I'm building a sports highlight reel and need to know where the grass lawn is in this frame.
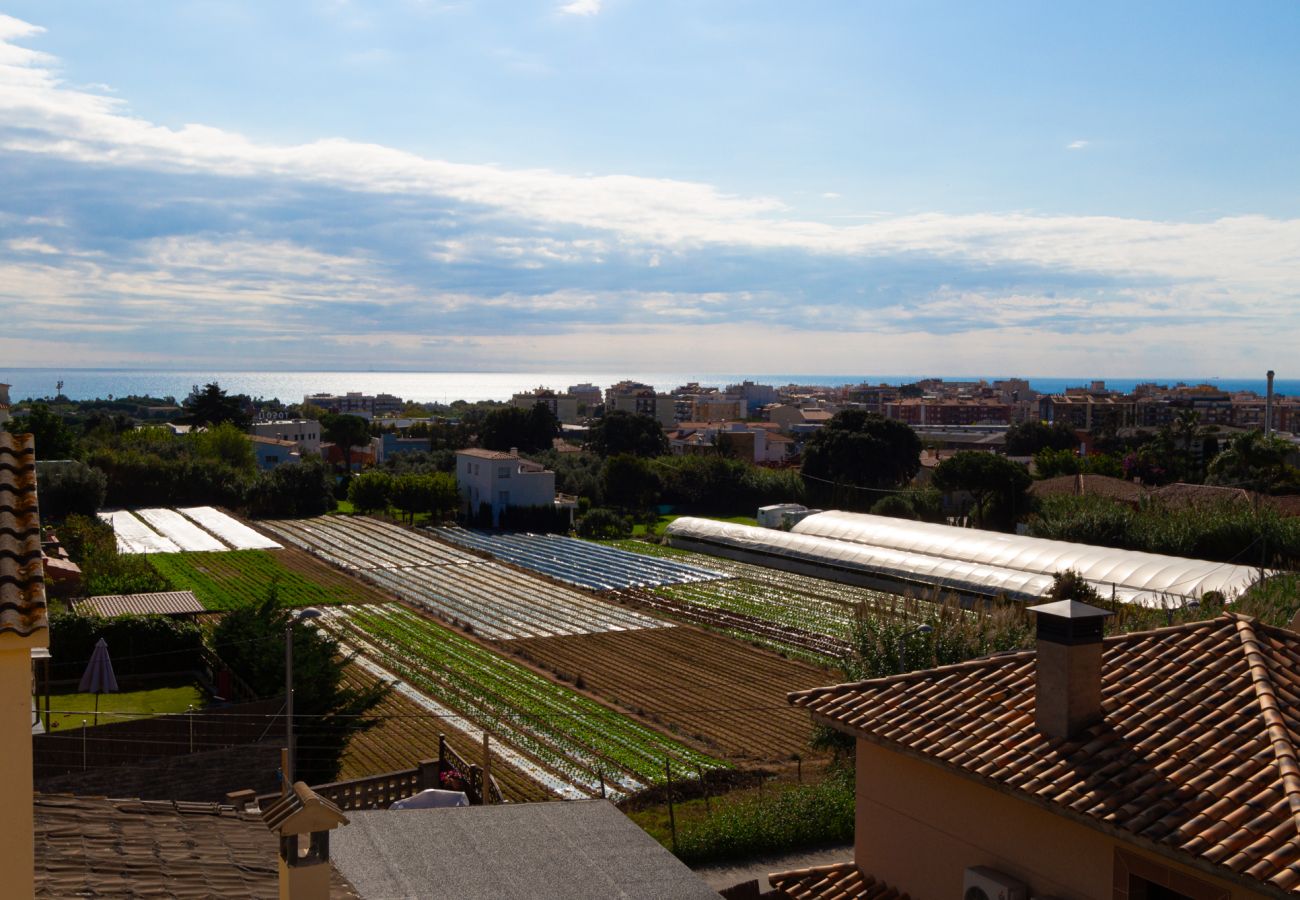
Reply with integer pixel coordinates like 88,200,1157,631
331,499,356,515
45,678,208,731
632,514,759,538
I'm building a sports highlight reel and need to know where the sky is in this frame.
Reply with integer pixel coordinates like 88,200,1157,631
0,1,1298,376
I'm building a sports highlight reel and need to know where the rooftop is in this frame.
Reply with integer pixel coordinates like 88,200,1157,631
74,590,205,617
457,448,519,460
331,800,720,900
767,862,908,900
790,614,1300,893
34,794,359,899
0,432,48,638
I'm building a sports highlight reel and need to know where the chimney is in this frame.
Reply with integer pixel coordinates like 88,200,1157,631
1266,370,1275,438
509,447,518,457
262,782,349,900
1027,599,1113,740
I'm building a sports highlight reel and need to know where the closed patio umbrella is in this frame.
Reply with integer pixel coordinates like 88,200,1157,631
78,638,119,726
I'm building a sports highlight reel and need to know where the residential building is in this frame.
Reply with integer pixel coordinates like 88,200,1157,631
725,380,778,415
883,398,1011,426
668,422,792,464
567,382,604,412
304,392,403,420
510,387,580,424
456,448,558,527
765,404,835,433
249,435,300,470
1041,389,1136,432
778,601,1300,898
251,419,321,455
690,396,744,422
605,381,677,428
377,432,431,462
1136,385,1234,429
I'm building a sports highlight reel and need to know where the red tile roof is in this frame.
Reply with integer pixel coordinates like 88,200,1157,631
1029,473,1147,503
0,432,47,638
34,794,360,898
768,863,909,900
789,614,1300,893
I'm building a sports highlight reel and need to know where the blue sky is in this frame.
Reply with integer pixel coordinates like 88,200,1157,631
1,2,1297,375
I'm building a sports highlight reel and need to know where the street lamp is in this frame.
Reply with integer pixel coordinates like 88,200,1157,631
285,607,322,788
898,624,933,674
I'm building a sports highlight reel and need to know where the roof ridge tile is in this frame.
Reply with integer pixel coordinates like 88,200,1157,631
1234,617,1300,844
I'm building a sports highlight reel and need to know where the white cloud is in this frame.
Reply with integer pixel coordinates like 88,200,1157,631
558,0,602,16
1067,140,1089,150
821,192,841,199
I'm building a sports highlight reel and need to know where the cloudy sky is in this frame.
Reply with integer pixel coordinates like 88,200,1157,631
1,2,1297,376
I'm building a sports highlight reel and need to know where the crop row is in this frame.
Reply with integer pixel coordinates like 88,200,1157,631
260,515,477,569
362,562,667,640
435,527,726,591
321,603,725,799
146,549,385,609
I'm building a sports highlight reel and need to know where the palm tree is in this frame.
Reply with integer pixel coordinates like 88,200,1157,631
1206,430,1290,494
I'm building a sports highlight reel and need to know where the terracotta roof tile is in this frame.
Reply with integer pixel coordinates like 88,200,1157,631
788,614,1300,892
768,862,909,900
34,794,360,898
0,432,47,638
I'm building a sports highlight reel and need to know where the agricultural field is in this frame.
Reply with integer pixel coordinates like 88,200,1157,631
602,539,933,664
337,663,554,803
500,627,833,765
265,516,667,638
319,603,725,800
99,507,282,554
434,527,726,590
146,547,391,609
259,516,476,569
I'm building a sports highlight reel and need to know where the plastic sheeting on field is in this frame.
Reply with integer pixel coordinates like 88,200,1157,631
178,506,282,550
664,517,1157,605
98,510,181,555
135,508,227,552
791,510,1261,600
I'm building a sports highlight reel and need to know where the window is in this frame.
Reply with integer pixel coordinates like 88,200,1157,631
1114,849,1225,900
498,466,510,479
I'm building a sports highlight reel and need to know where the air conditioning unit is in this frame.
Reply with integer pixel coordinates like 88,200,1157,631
963,867,1028,900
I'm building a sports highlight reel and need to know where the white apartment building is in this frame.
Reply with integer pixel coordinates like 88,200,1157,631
250,419,321,455
510,388,581,424
456,448,558,527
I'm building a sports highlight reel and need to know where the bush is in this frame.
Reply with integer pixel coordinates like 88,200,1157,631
347,471,394,514
59,514,173,596
35,460,107,521
246,458,337,518
575,508,632,539
870,494,916,520
673,769,856,865
653,455,804,514
499,504,571,533
48,610,204,680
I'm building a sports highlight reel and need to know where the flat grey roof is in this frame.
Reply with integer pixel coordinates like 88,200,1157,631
331,800,720,900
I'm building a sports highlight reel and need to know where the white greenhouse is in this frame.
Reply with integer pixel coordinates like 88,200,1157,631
664,514,1263,607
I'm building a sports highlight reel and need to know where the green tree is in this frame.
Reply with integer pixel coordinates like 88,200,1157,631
210,589,389,785
932,451,1032,529
602,454,661,512
246,458,337,518
192,422,257,473
1207,430,1296,494
322,413,373,473
6,403,79,459
478,403,559,454
584,411,669,458
800,410,921,510
35,460,107,521
348,471,394,514
182,383,252,429
1004,420,1078,456
389,472,459,523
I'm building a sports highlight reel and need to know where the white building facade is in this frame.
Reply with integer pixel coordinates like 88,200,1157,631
456,449,558,527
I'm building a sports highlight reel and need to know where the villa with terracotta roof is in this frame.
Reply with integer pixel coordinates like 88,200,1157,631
775,600,1300,899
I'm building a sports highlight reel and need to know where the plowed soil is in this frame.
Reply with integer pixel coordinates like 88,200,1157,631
496,627,834,766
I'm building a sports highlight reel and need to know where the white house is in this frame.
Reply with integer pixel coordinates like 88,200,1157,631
456,448,559,527
250,419,321,455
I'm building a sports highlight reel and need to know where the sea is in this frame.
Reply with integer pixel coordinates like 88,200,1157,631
2,369,1295,405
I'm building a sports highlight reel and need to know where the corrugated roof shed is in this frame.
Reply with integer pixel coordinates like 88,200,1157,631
0,432,48,638
789,614,1300,894
75,590,206,617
